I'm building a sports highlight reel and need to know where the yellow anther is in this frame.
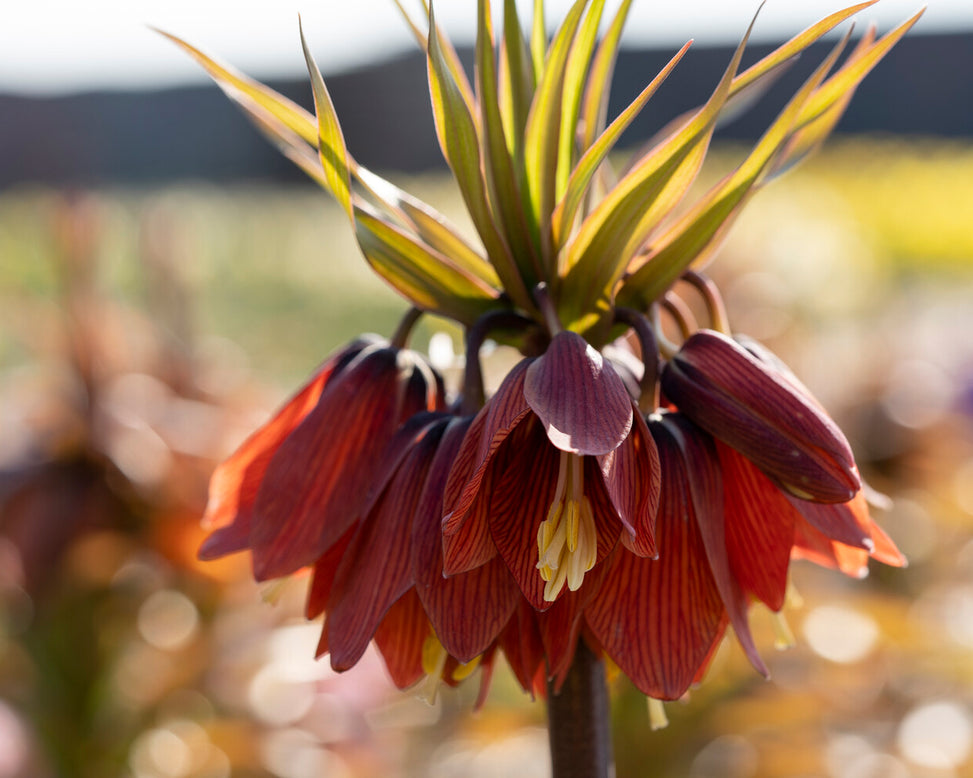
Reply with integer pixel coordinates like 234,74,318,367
420,633,448,704
419,632,483,699
451,655,482,682
537,452,599,601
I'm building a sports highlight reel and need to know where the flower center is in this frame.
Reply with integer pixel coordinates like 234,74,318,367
536,451,598,602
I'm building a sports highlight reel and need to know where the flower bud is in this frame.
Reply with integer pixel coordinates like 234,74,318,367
661,330,860,503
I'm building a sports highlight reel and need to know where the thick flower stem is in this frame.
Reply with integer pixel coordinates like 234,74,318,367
547,640,614,778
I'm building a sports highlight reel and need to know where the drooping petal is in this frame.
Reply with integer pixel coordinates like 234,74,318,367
487,419,561,611
488,418,620,610
585,492,727,701
442,462,500,574
718,440,796,612
441,409,488,535
373,589,429,689
413,418,519,662
305,525,355,619
251,345,439,580
792,520,869,579
539,560,612,691
442,359,533,535
792,493,906,577
661,329,860,503
499,601,546,698
786,490,874,551
867,520,907,568
523,331,633,455
199,337,374,560
326,421,446,672
598,407,660,557
440,403,501,575
654,414,767,676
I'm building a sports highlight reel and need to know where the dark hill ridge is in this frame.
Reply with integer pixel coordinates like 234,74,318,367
1,31,970,188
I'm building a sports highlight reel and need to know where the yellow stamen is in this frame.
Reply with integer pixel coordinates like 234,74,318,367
259,577,293,605
420,634,448,704
785,579,804,609
772,610,796,651
536,451,599,601
648,697,669,730
419,632,483,700
451,655,482,682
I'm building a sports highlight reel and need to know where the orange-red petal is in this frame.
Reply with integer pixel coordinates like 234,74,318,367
251,345,437,580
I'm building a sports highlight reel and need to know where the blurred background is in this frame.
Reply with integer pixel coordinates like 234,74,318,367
2,2,973,777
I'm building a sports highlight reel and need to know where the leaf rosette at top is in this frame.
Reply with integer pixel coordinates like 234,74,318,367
161,0,924,346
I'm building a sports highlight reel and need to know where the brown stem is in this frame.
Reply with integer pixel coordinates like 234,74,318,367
390,307,423,349
615,307,660,413
682,270,730,334
547,640,613,778
460,310,535,415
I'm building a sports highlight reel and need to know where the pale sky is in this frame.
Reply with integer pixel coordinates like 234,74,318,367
0,0,958,95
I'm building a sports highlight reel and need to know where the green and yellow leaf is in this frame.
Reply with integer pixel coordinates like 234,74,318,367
552,40,692,248
354,206,501,325
523,0,589,268
299,20,353,222
477,0,542,286
426,2,531,311
557,12,757,335
618,27,854,310
579,0,634,152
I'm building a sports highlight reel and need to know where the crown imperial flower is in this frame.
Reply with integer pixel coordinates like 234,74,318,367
175,0,920,741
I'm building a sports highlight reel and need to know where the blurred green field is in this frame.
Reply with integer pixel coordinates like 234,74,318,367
1,138,973,778
2,138,972,381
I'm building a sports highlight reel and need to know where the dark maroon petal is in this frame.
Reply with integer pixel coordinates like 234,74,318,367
412,418,519,662
373,589,429,689
652,415,768,677
305,525,355,619
538,560,611,691
524,331,633,456
661,329,860,503
326,422,445,673
251,345,437,580
441,417,500,575
442,360,533,535
199,337,374,561
487,420,560,611
499,602,546,698
598,407,660,557
717,440,796,612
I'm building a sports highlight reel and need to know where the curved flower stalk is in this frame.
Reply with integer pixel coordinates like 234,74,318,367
177,0,920,750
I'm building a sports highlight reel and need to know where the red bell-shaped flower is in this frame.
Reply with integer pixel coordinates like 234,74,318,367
199,336,445,580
